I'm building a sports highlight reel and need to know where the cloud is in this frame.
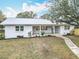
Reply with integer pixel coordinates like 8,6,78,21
3,7,19,17
22,2,48,13
3,2,49,17
35,3,41,6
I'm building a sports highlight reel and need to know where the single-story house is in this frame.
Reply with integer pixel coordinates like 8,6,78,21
1,18,74,38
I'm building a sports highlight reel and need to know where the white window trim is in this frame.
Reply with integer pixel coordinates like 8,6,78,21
15,26,24,31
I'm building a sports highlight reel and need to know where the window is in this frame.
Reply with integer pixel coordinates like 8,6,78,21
20,26,24,31
41,26,47,30
15,26,24,31
65,26,70,30
16,26,19,31
33,26,39,30
55,26,60,33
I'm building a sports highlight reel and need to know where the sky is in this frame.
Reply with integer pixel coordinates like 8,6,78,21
0,0,49,17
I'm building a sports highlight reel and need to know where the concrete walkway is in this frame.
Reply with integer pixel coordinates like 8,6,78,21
53,35,79,58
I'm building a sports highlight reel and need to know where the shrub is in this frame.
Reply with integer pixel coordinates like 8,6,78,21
41,32,45,36
0,34,5,40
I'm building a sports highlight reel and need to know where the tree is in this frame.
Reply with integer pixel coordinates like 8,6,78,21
0,10,6,22
40,14,51,20
0,10,6,32
49,0,79,26
16,11,36,18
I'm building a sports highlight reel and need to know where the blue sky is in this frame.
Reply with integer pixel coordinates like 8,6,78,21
0,0,48,17
0,0,47,10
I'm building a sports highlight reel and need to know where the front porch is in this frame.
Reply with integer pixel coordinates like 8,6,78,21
29,25,61,37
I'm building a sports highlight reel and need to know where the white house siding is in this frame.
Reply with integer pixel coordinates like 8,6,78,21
32,26,52,35
43,26,52,34
4,25,74,38
69,25,74,32
23,26,32,37
64,25,74,34
60,26,65,35
55,26,61,34
5,26,16,38
60,26,70,35
60,25,74,35
14,26,32,38
5,25,32,38
54,26,66,35
52,26,70,35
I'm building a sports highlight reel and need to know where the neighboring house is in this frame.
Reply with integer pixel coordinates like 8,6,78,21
1,18,74,38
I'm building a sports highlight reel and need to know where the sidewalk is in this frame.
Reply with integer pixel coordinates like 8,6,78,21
53,35,79,58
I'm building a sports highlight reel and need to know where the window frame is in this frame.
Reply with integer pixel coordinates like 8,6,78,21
15,26,19,31
15,26,24,31
41,26,47,30
20,26,24,31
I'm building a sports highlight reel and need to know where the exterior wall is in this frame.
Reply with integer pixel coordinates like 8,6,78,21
69,25,74,31
33,25,74,35
54,26,67,35
33,26,52,35
60,26,65,35
23,26,32,37
64,25,74,34
4,25,74,38
5,26,16,38
43,26,52,34
55,26,60,34
5,25,32,38
60,25,74,35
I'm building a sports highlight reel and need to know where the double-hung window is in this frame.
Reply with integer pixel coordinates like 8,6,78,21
16,26,19,31
15,26,24,31
20,26,24,31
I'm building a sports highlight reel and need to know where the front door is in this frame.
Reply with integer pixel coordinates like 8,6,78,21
55,26,60,34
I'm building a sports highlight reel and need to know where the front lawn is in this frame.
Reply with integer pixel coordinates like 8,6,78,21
66,35,79,47
0,37,78,59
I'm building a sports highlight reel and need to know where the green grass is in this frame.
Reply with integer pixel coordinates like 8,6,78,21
66,35,79,47
0,37,78,59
